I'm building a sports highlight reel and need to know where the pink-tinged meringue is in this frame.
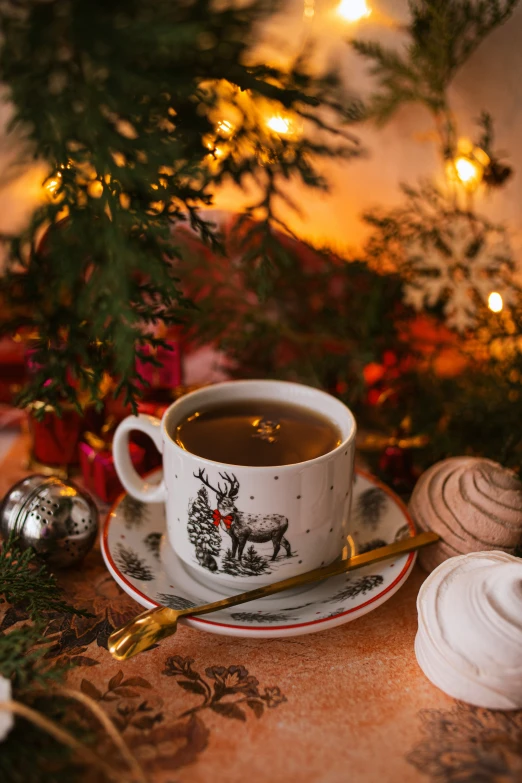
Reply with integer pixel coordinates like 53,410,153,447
409,457,522,572
415,551,522,709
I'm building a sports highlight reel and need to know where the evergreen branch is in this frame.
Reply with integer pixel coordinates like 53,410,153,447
0,624,63,692
353,0,520,124
0,533,91,620
0,0,361,413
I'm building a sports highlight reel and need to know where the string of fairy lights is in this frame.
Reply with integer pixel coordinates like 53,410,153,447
42,0,506,315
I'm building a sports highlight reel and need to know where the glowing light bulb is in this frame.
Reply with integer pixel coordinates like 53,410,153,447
266,115,293,135
454,156,481,186
488,292,503,313
45,171,62,197
216,119,234,137
266,115,291,134
446,141,489,190
336,0,371,22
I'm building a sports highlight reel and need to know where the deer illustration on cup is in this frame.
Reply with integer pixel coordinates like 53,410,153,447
194,468,293,562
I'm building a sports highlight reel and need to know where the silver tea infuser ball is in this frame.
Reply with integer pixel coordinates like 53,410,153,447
0,474,98,568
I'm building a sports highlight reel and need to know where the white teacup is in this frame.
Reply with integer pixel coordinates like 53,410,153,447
113,380,356,590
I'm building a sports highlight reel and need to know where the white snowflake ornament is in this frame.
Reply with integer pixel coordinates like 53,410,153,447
0,676,14,742
403,215,516,333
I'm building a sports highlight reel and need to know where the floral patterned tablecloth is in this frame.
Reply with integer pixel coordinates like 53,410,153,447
1,434,521,783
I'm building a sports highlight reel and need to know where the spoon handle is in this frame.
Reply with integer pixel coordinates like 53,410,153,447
182,531,438,616
109,531,438,660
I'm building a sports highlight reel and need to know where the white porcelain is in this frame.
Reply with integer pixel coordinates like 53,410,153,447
113,380,356,591
101,469,416,639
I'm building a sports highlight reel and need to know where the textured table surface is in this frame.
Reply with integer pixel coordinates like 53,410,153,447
1,434,521,783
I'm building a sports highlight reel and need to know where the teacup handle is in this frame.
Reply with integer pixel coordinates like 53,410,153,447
113,415,167,503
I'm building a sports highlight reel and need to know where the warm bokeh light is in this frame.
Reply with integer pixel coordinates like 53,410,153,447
87,180,103,198
488,292,503,313
44,171,62,197
336,0,371,22
266,115,292,135
446,141,490,190
454,156,482,186
216,119,234,137
266,110,302,141
303,0,315,18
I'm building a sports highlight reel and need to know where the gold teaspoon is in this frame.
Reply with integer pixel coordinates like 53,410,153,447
109,531,439,661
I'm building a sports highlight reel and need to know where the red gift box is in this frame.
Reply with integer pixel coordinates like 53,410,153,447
136,338,183,393
79,438,145,504
28,402,102,470
0,336,27,404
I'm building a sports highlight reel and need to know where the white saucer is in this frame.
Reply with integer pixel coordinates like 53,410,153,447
101,469,416,639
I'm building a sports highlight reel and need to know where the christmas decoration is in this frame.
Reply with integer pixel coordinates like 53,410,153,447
178,211,522,475
0,337,26,405
359,418,428,493
79,430,146,505
337,0,371,23
409,457,522,573
445,139,490,191
27,402,96,477
378,446,416,495
403,215,516,333
416,551,522,709
0,476,98,568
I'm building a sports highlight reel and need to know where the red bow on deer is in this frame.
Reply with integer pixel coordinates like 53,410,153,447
212,509,233,529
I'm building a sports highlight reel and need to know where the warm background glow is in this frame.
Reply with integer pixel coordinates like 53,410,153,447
336,0,372,22
1,0,522,266
214,0,522,259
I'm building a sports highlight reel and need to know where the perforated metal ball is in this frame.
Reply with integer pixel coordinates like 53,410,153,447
0,475,98,568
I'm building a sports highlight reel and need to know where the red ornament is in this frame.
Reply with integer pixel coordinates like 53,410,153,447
378,444,417,493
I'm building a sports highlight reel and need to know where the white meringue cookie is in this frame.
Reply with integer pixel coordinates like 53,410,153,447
415,551,522,709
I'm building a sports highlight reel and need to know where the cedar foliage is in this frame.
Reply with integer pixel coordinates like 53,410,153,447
0,533,90,620
352,0,519,132
0,0,360,413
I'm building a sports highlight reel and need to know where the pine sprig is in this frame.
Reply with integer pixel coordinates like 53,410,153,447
0,623,64,691
0,534,91,620
352,0,519,126
0,0,361,413
0,634,89,783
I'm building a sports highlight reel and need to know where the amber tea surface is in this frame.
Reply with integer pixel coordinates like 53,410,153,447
172,399,342,466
